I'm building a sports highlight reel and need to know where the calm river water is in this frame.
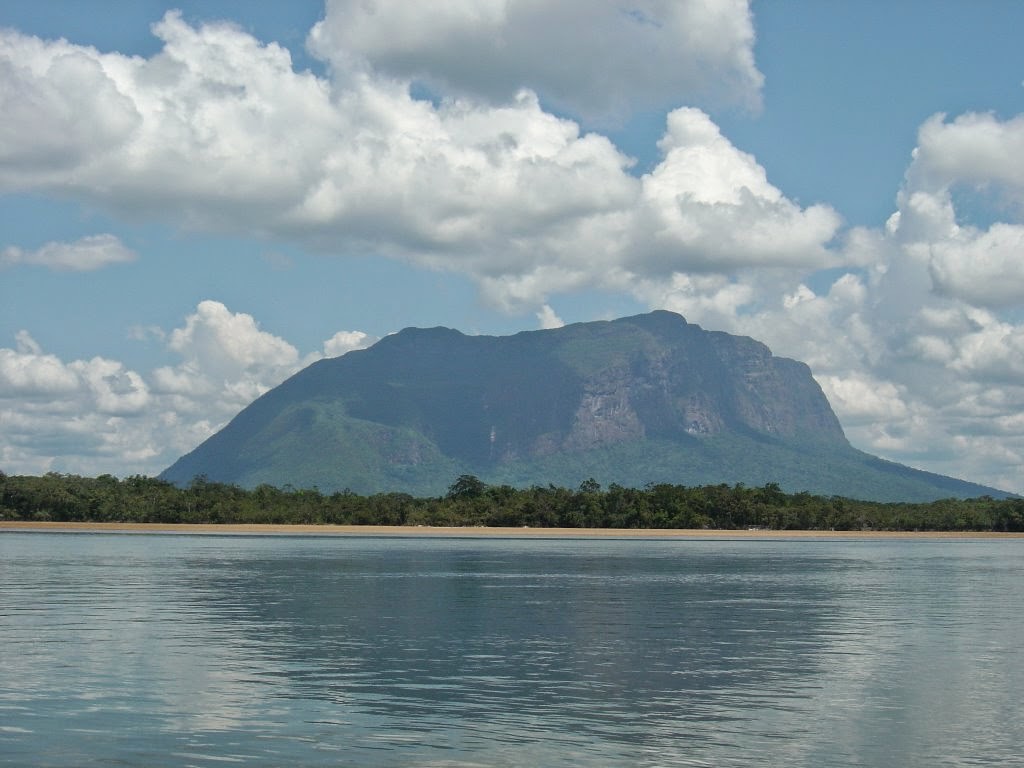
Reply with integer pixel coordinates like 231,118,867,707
1,532,1022,767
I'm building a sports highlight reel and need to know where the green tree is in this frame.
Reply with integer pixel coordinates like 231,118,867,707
446,474,486,499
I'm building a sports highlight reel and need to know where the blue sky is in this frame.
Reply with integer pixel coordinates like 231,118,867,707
1,0,1023,492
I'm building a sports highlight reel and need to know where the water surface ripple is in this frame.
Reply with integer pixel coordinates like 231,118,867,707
1,533,1021,766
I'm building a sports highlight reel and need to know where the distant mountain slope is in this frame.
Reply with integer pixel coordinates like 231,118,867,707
161,311,1008,502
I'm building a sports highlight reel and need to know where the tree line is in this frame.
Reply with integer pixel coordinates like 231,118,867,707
2,471,1023,532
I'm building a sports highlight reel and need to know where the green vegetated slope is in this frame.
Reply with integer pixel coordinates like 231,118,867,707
482,436,1002,504
161,311,1009,502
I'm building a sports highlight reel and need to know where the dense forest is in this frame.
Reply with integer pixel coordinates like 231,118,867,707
2,471,1022,532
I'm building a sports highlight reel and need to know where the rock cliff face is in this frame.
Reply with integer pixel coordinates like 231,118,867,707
298,310,847,466
550,320,846,452
160,311,999,502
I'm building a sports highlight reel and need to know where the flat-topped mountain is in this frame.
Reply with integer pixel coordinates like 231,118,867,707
161,311,1005,501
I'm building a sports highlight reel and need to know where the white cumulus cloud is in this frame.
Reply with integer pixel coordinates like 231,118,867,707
910,111,1024,192
0,301,372,478
323,330,373,357
0,12,826,314
0,333,79,395
535,305,565,329
307,0,763,120
635,108,841,273
928,223,1024,307
167,300,299,380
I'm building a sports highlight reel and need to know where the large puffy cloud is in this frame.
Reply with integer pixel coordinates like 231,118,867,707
948,313,1024,382
0,12,339,221
891,112,1024,308
1,234,136,271
307,0,762,120
0,331,148,413
0,36,139,183
0,302,370,477
928,224,1024,307
323,330,373,358
0,332,79,395
164,300,299,385
635,108,841,273
0,333,155,474
0,12,829,312
909,112,1024,193
854,111,1024,491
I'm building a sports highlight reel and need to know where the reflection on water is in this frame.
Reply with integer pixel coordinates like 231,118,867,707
1,533,1022,767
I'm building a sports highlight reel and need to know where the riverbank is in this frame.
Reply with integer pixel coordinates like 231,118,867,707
2,521,1022,538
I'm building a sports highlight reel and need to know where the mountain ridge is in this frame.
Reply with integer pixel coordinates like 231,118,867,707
161,311,1008,502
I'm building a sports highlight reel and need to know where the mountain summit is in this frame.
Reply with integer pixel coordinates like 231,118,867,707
161,311,1003,501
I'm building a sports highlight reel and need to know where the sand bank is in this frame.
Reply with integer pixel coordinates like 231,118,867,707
1,520,1022,539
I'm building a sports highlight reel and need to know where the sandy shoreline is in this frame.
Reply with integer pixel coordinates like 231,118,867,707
1,520,1021,539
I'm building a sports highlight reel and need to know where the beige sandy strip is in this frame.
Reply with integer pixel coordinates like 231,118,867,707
1,520,1022,539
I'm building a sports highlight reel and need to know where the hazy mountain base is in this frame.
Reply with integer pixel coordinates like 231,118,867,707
486,436,1001,504
165,398,1001,503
